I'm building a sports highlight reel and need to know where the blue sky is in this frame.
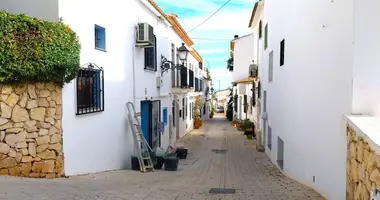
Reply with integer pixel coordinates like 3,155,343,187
155,0,256,91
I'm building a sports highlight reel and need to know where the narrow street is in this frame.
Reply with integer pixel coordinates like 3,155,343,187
0,115,324,200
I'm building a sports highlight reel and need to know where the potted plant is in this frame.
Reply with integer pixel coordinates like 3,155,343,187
164,152,180,171
193,96,204,129
243,119,255,139
176,147,188,159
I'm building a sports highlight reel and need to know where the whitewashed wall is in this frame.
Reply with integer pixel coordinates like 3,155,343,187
352,0,380,118
261,0,353,199
58,0,174,175
232,34,255,82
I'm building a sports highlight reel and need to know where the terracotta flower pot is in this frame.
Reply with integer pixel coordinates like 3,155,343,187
194,120,202,129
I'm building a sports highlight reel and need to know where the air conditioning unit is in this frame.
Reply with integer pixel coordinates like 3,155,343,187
156,77,163,88
136,23,154,47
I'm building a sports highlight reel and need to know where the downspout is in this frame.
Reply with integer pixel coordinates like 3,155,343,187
132,41,136,106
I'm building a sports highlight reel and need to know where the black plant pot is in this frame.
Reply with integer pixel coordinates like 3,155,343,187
154,156,164,169
176,148,188,159
164,156,179,171
131,156,140,171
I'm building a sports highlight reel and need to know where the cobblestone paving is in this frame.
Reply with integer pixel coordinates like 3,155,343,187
0,115,325,200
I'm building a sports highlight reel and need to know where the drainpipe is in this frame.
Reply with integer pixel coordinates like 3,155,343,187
132,42,136,106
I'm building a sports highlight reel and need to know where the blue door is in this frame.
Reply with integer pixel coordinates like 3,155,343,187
141,101,150,143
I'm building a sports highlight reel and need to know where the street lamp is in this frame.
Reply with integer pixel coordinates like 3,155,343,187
160,43,189,76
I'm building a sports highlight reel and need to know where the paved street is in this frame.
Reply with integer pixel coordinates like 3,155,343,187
0,115,324,200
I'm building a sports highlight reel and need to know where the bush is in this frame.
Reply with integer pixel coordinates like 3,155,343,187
0,11,80,86
210,110,214,119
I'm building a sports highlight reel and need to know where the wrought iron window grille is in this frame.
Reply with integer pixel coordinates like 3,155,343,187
76,62,105,115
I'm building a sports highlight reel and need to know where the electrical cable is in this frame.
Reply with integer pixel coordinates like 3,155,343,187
187,0,232,33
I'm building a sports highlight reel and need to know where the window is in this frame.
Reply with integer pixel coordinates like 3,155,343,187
251,81,256,107
244,95,248,113
176,48,180,86
264,24,268,50
163,108,168,125
259,21,262,39
185,98,187,119
76,64,104,115
190,103,192,119
144,35,157,71
258,81,261,99
182,98,185,120
268,126,272,150
280,39,285,66
172,101,176,127
95,25,106,51
269,51,273,83
171,43,176,87
234,94,238,112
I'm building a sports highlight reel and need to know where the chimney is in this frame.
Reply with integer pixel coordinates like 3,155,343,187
234,35,239,39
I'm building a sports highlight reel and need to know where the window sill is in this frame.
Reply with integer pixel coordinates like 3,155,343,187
144,68,157,72
95,47,107,52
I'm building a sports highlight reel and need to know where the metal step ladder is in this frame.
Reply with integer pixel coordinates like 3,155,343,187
126,102,154,172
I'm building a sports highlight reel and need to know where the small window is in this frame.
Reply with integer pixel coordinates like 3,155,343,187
182,98,185,120
172,101,176,127
163,108,168,125
269,51,273,83
264,23,268,50
95,25,106,51
259,21,262,39
190,103,192,119
144,35,157,71
251,81,256,107
280,39,285,66
76,64,104,115
258,81,261,99
244,95,248,113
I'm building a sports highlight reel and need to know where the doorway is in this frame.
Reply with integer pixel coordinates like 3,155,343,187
140,100,161,150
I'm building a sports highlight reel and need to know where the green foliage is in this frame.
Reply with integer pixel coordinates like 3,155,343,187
205,67,211,80
0,11,80,86
209,100,215,119
243,119,253,130
227,57,233,71
192,96,204,121
226,88,233,121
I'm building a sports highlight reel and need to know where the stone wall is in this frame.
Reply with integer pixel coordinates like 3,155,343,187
346,126,380,200
0,83,63,178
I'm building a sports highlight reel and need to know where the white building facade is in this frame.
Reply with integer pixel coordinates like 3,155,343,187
2,0,209,177
246,0,380,199
230,34,259,126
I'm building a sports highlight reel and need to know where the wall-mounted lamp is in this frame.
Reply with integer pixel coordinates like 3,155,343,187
160,43,189,76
